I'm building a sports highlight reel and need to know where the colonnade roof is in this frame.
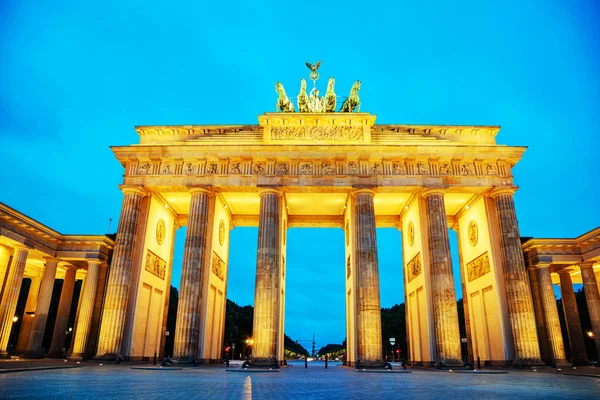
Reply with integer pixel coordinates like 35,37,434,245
0,202,115,277
522,226,600,284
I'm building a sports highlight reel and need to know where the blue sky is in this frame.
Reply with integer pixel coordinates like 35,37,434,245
1,1,599,350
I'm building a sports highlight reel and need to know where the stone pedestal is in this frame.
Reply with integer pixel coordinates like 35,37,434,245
558,271,588,365
580,263,600,358
423,190,462,366
537,265,567,365
95,186,145,359
47,267,77,358
24,258,59,358
491,188,543,365
15,277,41,353
69,261,101,360
0,247,29,358
250,189,282,367
173,188,212,363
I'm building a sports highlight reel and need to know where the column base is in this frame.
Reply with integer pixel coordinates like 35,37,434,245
355,360,391,370
46,350,68,359
0,351,12,359
67,353,84,361
93,353,125,362
511,358,546,368
243,357,279,369
22,351,45,359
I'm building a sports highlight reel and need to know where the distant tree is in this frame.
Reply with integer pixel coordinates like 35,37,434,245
163,286,179,357
380,303,407,361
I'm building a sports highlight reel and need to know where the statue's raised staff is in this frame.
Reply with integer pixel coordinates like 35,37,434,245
339,80,361,113
275,81,295,113
325,77,336,112
297,79,309,112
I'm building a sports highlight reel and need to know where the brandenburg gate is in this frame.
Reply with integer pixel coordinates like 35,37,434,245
90,72,545,368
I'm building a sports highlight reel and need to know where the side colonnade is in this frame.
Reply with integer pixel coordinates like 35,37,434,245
0,204,112,361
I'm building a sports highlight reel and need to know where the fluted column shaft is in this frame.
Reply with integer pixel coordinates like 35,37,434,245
173,188,212,362
15,277,41,352
24,258,59,358
48,267,77,357
558,271,588,364
353,190,383,364
424,191,461,365
0,247,29,357
69,261,101,359
580,263,600,358
528,267,552,364
537,266,567,363
95,187,145,358
492,189,542,363
252,190,281,361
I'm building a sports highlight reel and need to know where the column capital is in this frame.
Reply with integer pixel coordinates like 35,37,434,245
489,186,518,198
533,262,552,269
86,259,107,267
188,186,214,196
43,256,61,264
11,242,32,251
557,268,573,276
421,188,446,197
118,185,146,196
578,261,596,269
258,188,283,197
350,188,376,197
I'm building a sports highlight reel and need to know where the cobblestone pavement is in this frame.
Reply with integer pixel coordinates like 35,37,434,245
0,362,599,399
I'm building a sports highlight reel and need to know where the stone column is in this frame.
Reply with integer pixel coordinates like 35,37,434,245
251,189,282,366
423,189,462,366
353,189,384,366
47,267,77,357
580,262,600,358
69,261,101,360
173,188,213,362
490,188,542,364
15,276,41,353
23,258,60,358
95,186,145,359
558,270,588,365
0,246,29,358
537,265,567,364
528,266,552,365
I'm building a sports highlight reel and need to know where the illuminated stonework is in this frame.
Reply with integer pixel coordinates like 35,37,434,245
466,252,489,282
85,109,549,367
145,250,166,280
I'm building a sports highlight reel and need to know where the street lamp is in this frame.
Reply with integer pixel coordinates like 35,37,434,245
389,338,396,362
587,331,595,338
245,338,254,359
12,316,18,323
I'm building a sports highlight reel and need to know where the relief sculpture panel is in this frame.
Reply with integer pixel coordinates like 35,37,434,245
407,252,421,283
467,252,490,282
145,250,166,280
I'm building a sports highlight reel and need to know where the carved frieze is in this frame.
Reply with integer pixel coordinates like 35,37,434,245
407,252,421,283
416,162,430,175
131,157,509,178
300,163,313,174
270,126,364,141
461,163,475,175
347,162,359,174
211,251,225,281
145,250,166,280
392,162,406,175
252,162,265,174
276,162,288,175
467,252,490,282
